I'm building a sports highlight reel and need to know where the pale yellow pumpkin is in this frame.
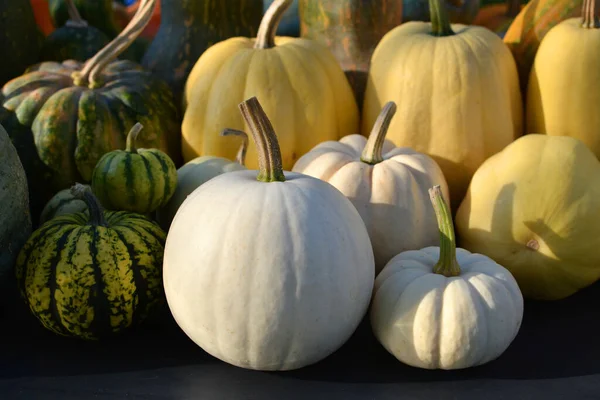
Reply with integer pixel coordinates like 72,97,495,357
362,0,522,210
182,0,359,170
526,0,600,158
455,134,600,300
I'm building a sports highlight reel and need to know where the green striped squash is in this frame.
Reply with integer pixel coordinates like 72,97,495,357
16,184,165,340
91,123,177,214
39,185,90,224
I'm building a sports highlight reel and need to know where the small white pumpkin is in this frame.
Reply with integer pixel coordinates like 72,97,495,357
157,129,248,231
292,102,449,273
163,97,375,371
370,186,523,370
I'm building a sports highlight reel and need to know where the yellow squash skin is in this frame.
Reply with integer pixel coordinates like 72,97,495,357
362,18,522,210
526,17,600,158
455,135,600,300
182,0,358,170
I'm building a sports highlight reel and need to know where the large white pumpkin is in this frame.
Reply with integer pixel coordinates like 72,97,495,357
293,102,449,273
163,97,375,371
370,186,523,370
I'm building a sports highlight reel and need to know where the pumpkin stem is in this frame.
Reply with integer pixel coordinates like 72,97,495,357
506,0,522,18
64,0,88,28
429,185,461,277
582,0,599,28
70,183,108,227
255,0,293,49
238,97,286,183
221,129,249,166
125,123,144,154
71,0,155,88
429,0,455,37
361,102,397,165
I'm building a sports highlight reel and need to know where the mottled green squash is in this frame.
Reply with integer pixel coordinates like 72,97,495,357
92,123,178,214
1,0,180,212
0,123,32,283
16,184,166,340
142,0,263,104
39,185,90,224
0,0,43,86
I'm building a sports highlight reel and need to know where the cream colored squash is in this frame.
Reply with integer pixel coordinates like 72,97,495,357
361,0,522,210
181,0,359,170
371,186,523,370
293,102,449,273
157,129,248,231
163,97,375,371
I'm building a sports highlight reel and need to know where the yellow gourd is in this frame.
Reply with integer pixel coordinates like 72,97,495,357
526,0,600,158
455,134,600,300
182,0,359,170
362,0,522,210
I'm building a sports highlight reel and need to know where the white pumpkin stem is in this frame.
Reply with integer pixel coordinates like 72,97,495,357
361,102,397,165
255,0,293,49
221,128,249,166
125,123,144,154
70,183,108,227
65,0,88,28
429,185,460,277
71,0,155,88
429,0,455,36
582,0,599,28
238,97,286,183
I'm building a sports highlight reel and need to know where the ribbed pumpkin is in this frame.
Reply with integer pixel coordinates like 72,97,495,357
40,0,111,62
157,129,248,231
183,0,359,171
91,123,178,214
472,0,523,37
526,0,600,158
0,123,32,283
16,184,166,339
39,185,90,225
1,0,180,207
362,0,522,210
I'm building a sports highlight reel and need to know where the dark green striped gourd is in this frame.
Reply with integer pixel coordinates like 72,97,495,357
92,123,177,214
39,185,90,224
16,184,165,340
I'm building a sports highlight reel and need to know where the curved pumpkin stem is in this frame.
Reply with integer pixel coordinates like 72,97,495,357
255,0,293,49
430,185,461,277
361,102,397,165
429,0,455,36
125,123,144,154
65,0,88,28
221,128,249,166
70,183,108,227
72,0,155,88
582,0,599,28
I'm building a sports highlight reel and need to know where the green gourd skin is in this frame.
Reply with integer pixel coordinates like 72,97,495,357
142,0,263,104
91,123,178,214
40,24,111,62
39,185,90,224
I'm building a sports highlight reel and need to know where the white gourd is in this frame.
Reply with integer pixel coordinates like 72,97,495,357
293,102,449,273
163,97,375,371
370,186,524,370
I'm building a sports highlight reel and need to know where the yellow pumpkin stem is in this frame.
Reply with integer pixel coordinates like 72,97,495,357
221,128,249,166
582,0,599,28
255,0,293,49
361,102,397,165
429,185,461,277
429,0,455,36
65,0,88,28
125,123,144,154
238,97,286,183
71,0,155,88
70,183,108,227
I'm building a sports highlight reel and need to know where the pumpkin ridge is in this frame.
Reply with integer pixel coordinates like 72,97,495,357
146,151,171,207
98,152,119,210
89,226,112,338
46,226,76,336
139,153,157,212
105,228,136,333
123,153,137,208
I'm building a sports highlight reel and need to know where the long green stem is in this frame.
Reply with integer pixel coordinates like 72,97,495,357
361,102,397,165
221,128,249,166
429,185,460,277
255,0,293,49
70,183,108,227
238,97,286,183
582,0,599,28
429,0,455,37
125,123,144,154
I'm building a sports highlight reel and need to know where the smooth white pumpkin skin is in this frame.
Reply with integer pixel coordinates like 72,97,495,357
371,247,523,370
163,170,375,371
292,134,450,273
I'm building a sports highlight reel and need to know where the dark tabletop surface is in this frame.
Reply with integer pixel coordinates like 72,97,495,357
1,273,599,400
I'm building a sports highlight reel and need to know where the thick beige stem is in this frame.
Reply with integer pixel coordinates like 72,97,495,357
255,0,293,49
361,102,397,165
582,0,599,28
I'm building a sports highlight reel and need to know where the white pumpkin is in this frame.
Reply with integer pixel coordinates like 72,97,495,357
370,186,523,370
157,129,248,231
163,97,375,371
292,102,449,273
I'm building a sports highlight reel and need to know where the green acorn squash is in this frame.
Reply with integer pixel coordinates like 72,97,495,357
16,184,166,339
39,185,90,224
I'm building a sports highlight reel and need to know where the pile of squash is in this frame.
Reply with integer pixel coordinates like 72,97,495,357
1,0,599,374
